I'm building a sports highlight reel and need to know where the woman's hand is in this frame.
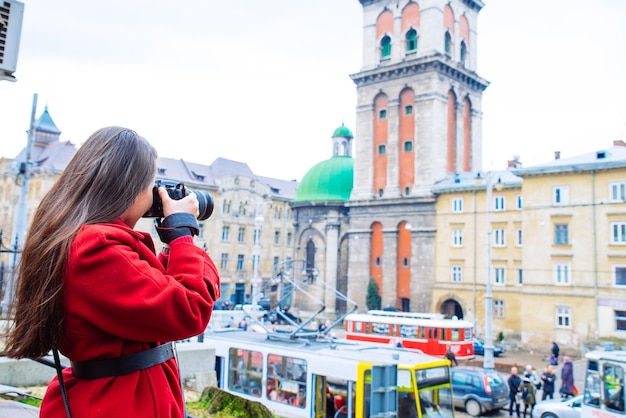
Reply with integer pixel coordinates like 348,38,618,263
158,187,199,219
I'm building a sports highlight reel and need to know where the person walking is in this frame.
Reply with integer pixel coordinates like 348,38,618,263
541,365,557,400
508,366,522,418
520,376,537,418
561,356,576,398
552,342,560,365
445,347,459,366
2,127,221,417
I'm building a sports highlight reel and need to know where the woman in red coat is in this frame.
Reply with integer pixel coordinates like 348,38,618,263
3,127,220,417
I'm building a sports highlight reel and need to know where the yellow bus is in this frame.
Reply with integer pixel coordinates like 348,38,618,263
206,329,455,418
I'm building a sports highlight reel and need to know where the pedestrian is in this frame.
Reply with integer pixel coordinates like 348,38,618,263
561,356,576,398
2,127,221,417
524,364,541,391
508,366,522,418
445,347,459,366
541,364,557,400
520,376,537,418
552,341,560,365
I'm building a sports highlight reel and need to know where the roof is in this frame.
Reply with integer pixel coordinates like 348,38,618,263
34,108,61,135
431,170,522,195
514,144,626,176
332,124,353,139
294,156,353,202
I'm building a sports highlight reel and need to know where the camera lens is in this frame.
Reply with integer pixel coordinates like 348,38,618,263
195,190,214,221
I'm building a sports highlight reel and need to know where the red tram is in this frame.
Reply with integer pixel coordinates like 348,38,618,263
343,310,475,360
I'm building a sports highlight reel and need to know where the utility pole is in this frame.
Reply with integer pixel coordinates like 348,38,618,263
1,93,37,316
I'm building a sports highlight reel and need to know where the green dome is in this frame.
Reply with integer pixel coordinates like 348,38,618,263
295,156,354,202
332,124,353,139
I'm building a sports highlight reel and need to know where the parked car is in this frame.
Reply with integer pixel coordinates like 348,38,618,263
440,366,510,416
233,304,266,320
532,395,583,418
473,337,506,357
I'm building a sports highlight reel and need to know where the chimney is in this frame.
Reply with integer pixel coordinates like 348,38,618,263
614,140,626,147
554,151,561,160
507,155,522,169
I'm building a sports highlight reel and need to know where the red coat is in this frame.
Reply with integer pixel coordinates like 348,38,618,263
40,219,220,417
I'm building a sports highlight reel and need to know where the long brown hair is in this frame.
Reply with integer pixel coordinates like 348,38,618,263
3,127,157,358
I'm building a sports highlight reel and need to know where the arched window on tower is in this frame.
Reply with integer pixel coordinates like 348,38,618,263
444,31,452,57
406,28,417,52
460,41,467,66
306,240,315,274
381,35,391,59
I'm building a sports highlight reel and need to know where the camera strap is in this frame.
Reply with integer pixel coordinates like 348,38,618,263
53,348,72,418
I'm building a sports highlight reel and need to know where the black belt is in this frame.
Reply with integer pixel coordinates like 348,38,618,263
70,342,175,379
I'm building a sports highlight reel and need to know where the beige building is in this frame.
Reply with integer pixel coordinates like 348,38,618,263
0,109,297,313
432,143,626,350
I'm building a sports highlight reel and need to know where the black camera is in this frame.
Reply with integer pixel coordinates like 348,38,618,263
143,180,214,221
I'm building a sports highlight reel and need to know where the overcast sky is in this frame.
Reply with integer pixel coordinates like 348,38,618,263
0,0,624,181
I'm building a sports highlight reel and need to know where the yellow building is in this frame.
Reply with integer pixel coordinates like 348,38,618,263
432,165,523,342
515,141,626,349
433,142,626,351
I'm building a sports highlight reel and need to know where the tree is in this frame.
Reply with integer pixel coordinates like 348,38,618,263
366,279,382,311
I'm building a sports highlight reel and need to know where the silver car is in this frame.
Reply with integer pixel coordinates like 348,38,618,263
532,395,583,418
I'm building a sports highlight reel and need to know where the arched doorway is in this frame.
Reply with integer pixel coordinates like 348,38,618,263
440,299,464,319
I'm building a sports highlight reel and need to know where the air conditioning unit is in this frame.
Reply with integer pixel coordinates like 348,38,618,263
0,0,25,81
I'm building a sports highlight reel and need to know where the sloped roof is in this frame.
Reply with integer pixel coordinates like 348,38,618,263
514,144,626,176
294,156,353,202
432,169,522,194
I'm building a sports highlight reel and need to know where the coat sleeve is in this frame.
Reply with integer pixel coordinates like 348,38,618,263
64,226,221,343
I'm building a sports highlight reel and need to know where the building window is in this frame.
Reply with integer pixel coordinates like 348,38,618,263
556,306,571,328
198,223,205,239
444,31,452,56
380,35,391,58
402,257,409,267
252,254,259,272
610,182,626,202
274,206,282,219
220,253,228,270
452,266,462,283
378,144,386,155
611,222,626,244
405,186,411,196
494,196,505,211
404,140,413,152
222,199,231,214
254,228,261,244
452,198,463,213
516,228,523,246
405,104,413,115
555,224,569,245
287,232,293,246
452,229,463,247
554,263,571,285
459,41,467,65
406,28,417,51
516,195,523,210
494,267,505,284
616,310,626,331
375,256,381,267
614,266,626,287
494,229,505,247
553,186,569,205
238,202,247,216
494,300,504,318
222,225,230,241
237,254,245,271
238,227,245,243
379,109,387,119
274,230,280,246
273,256,279,267
518,269,523,285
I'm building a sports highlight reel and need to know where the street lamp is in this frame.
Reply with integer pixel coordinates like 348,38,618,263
475,171,502,371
